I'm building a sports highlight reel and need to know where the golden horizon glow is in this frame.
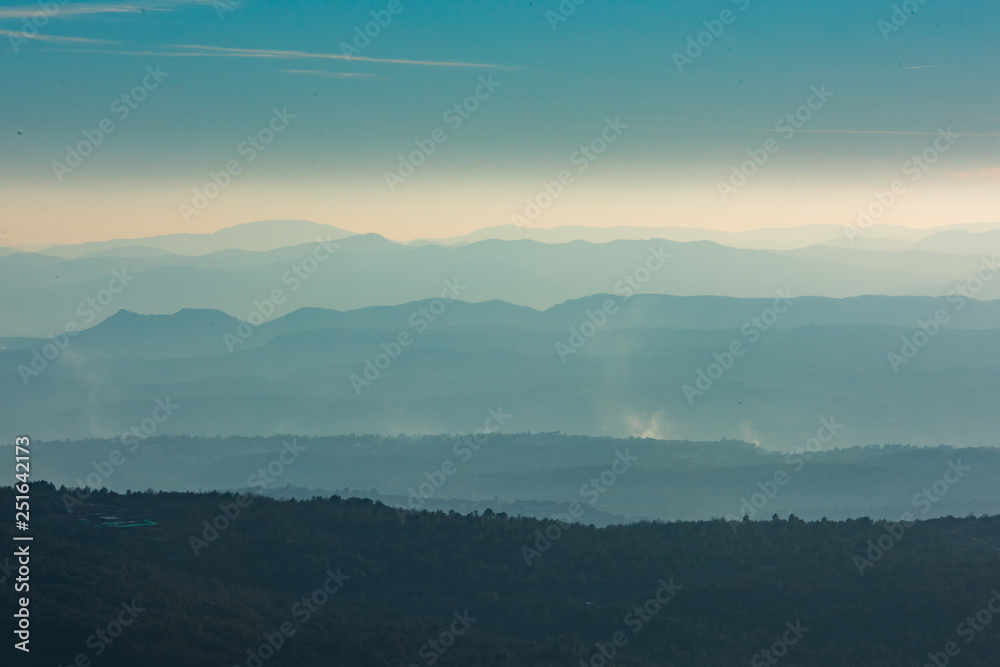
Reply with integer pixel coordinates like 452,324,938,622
2,176,998,247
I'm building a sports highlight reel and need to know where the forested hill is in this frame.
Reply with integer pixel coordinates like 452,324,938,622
3,483,999,666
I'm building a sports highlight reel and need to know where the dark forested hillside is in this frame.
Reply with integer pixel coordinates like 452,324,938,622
4,484,999,666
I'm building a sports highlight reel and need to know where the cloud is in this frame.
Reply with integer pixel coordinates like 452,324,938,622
0,0,213,20
30,43,517,69
283,69,378,80
740,420,761,447
0,28,116,45
624,410,673,440
629,121,1000,138
952,167,1000,180
168,44,517,69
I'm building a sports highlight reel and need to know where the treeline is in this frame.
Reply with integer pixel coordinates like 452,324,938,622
2,483,999,666
28,436,1000,524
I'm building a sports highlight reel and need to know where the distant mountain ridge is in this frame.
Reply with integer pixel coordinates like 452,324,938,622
3,294,1000,448
6,294,1000,357
412,221,1000,252
45,293,1000,346
4,232,1000,337
12,219,1000,259
15,220,355,259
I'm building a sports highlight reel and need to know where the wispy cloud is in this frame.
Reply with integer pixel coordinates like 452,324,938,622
629,122,1000,137
168,44,517,69
283,69,379,80
0,28,116,45
904,65,945,70
952,167,1000,180
0,0,212,20
29,43,517,69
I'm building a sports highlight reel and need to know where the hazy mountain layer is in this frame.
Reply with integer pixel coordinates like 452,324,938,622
3,298,999,448
17,220,1000,257
15,220,355,258
3,230,1000,337
415,221,1000,253
25,435,1000,524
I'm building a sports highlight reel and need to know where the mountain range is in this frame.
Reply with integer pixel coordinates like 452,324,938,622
3,220,1000,337
3,295,999,450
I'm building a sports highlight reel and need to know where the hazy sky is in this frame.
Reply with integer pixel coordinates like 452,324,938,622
1,0,998,245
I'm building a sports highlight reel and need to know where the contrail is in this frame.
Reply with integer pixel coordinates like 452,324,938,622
629,124,1000,137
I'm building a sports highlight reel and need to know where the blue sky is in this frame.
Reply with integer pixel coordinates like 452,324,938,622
1,0,998,244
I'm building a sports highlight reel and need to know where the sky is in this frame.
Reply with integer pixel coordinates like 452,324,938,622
1,0,998,245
